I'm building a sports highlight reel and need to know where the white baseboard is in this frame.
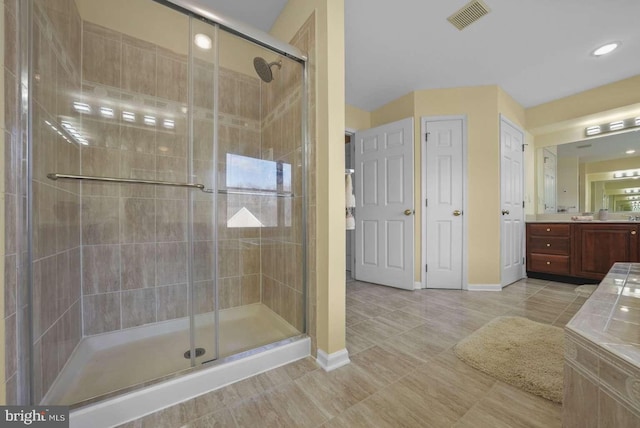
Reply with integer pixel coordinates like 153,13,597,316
316,348,350,371
414,281,423,290
466,283,502,292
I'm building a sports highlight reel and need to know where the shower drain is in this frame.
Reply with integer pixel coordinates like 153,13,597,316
184,347,206,359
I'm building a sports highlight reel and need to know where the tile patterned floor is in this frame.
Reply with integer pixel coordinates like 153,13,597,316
118,278,586,428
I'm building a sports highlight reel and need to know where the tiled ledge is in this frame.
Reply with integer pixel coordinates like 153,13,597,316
563,263,640,427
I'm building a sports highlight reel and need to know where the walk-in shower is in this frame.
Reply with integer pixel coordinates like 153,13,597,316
7,0,308,415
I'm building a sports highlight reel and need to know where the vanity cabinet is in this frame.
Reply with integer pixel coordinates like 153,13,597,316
526,222,640,281
526,224,571,276
572,224,639,280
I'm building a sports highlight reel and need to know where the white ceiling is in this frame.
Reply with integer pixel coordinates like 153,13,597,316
192,0,640,112
186,0,288,32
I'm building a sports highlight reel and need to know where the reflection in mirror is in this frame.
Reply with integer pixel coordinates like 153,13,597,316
538,129,640,213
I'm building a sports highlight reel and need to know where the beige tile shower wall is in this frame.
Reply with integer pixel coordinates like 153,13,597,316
79,21,264,336
258,19,312,336
28,0,83,404
216,67,263,311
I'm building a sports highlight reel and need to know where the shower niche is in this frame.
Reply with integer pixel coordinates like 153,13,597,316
10,0,308,408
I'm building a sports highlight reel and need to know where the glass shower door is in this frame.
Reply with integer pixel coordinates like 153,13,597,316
29,0,215,405
211,30,305,360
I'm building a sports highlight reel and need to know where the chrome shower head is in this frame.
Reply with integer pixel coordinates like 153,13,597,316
253,57,282,83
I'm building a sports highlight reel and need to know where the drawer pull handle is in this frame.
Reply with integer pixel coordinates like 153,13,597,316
546,261,551,265
546,228,551,232
632,231,637,235
546,243,551,247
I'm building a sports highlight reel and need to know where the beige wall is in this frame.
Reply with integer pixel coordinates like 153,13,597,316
345,104,370,130
371,86,506,285
526,75,640,133
271,0,346,355
585,155,640,174
525,74,640,215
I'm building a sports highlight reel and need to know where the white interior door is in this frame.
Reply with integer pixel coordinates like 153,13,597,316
423,118,464,289
354,118,414,290
500,116,525,287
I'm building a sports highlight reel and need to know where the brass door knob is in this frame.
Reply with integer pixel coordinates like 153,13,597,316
404,209,413,216
501,209,510,215
453,210,462,216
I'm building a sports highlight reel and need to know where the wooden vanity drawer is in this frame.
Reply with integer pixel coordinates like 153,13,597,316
528,224,570,237
529,254,570,275
528,236,570,255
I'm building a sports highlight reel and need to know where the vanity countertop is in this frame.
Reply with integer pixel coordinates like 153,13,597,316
566,263,640,367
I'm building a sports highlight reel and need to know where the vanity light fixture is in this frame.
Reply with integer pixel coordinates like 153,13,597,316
122,111,136,122
143,115,156,126
592,42,620,57
100,107,115,118
624,188,640,194
626,150,636,155
586,126,601,136
610,121,625,131
615,170,640,179
194,33,212,50
163,119,175,129
73,102,91,114
584,116,640,137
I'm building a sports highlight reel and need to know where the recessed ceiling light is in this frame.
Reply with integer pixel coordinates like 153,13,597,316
592,42,620,57
194,33,212,50
626,150,636,154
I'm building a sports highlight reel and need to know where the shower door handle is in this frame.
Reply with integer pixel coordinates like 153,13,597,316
47,173,206,191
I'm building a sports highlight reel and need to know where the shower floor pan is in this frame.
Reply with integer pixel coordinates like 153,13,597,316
45,303,301,406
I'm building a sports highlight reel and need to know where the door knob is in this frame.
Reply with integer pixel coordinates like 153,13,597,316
453,210,462,216
404,209,413,216
501,209,510,215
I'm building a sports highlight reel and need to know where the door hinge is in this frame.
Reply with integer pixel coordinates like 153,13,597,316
425,132,430,141
425,198,428,207
522,257,525,264
522,201,525,208
425,264,428,272
522,144,525,152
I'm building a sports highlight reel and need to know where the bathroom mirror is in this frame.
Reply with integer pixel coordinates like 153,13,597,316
537,128,640,214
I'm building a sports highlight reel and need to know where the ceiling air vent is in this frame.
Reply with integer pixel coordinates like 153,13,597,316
447,0,491,31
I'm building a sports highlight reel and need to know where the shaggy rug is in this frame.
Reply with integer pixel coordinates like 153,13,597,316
453,316,564,403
